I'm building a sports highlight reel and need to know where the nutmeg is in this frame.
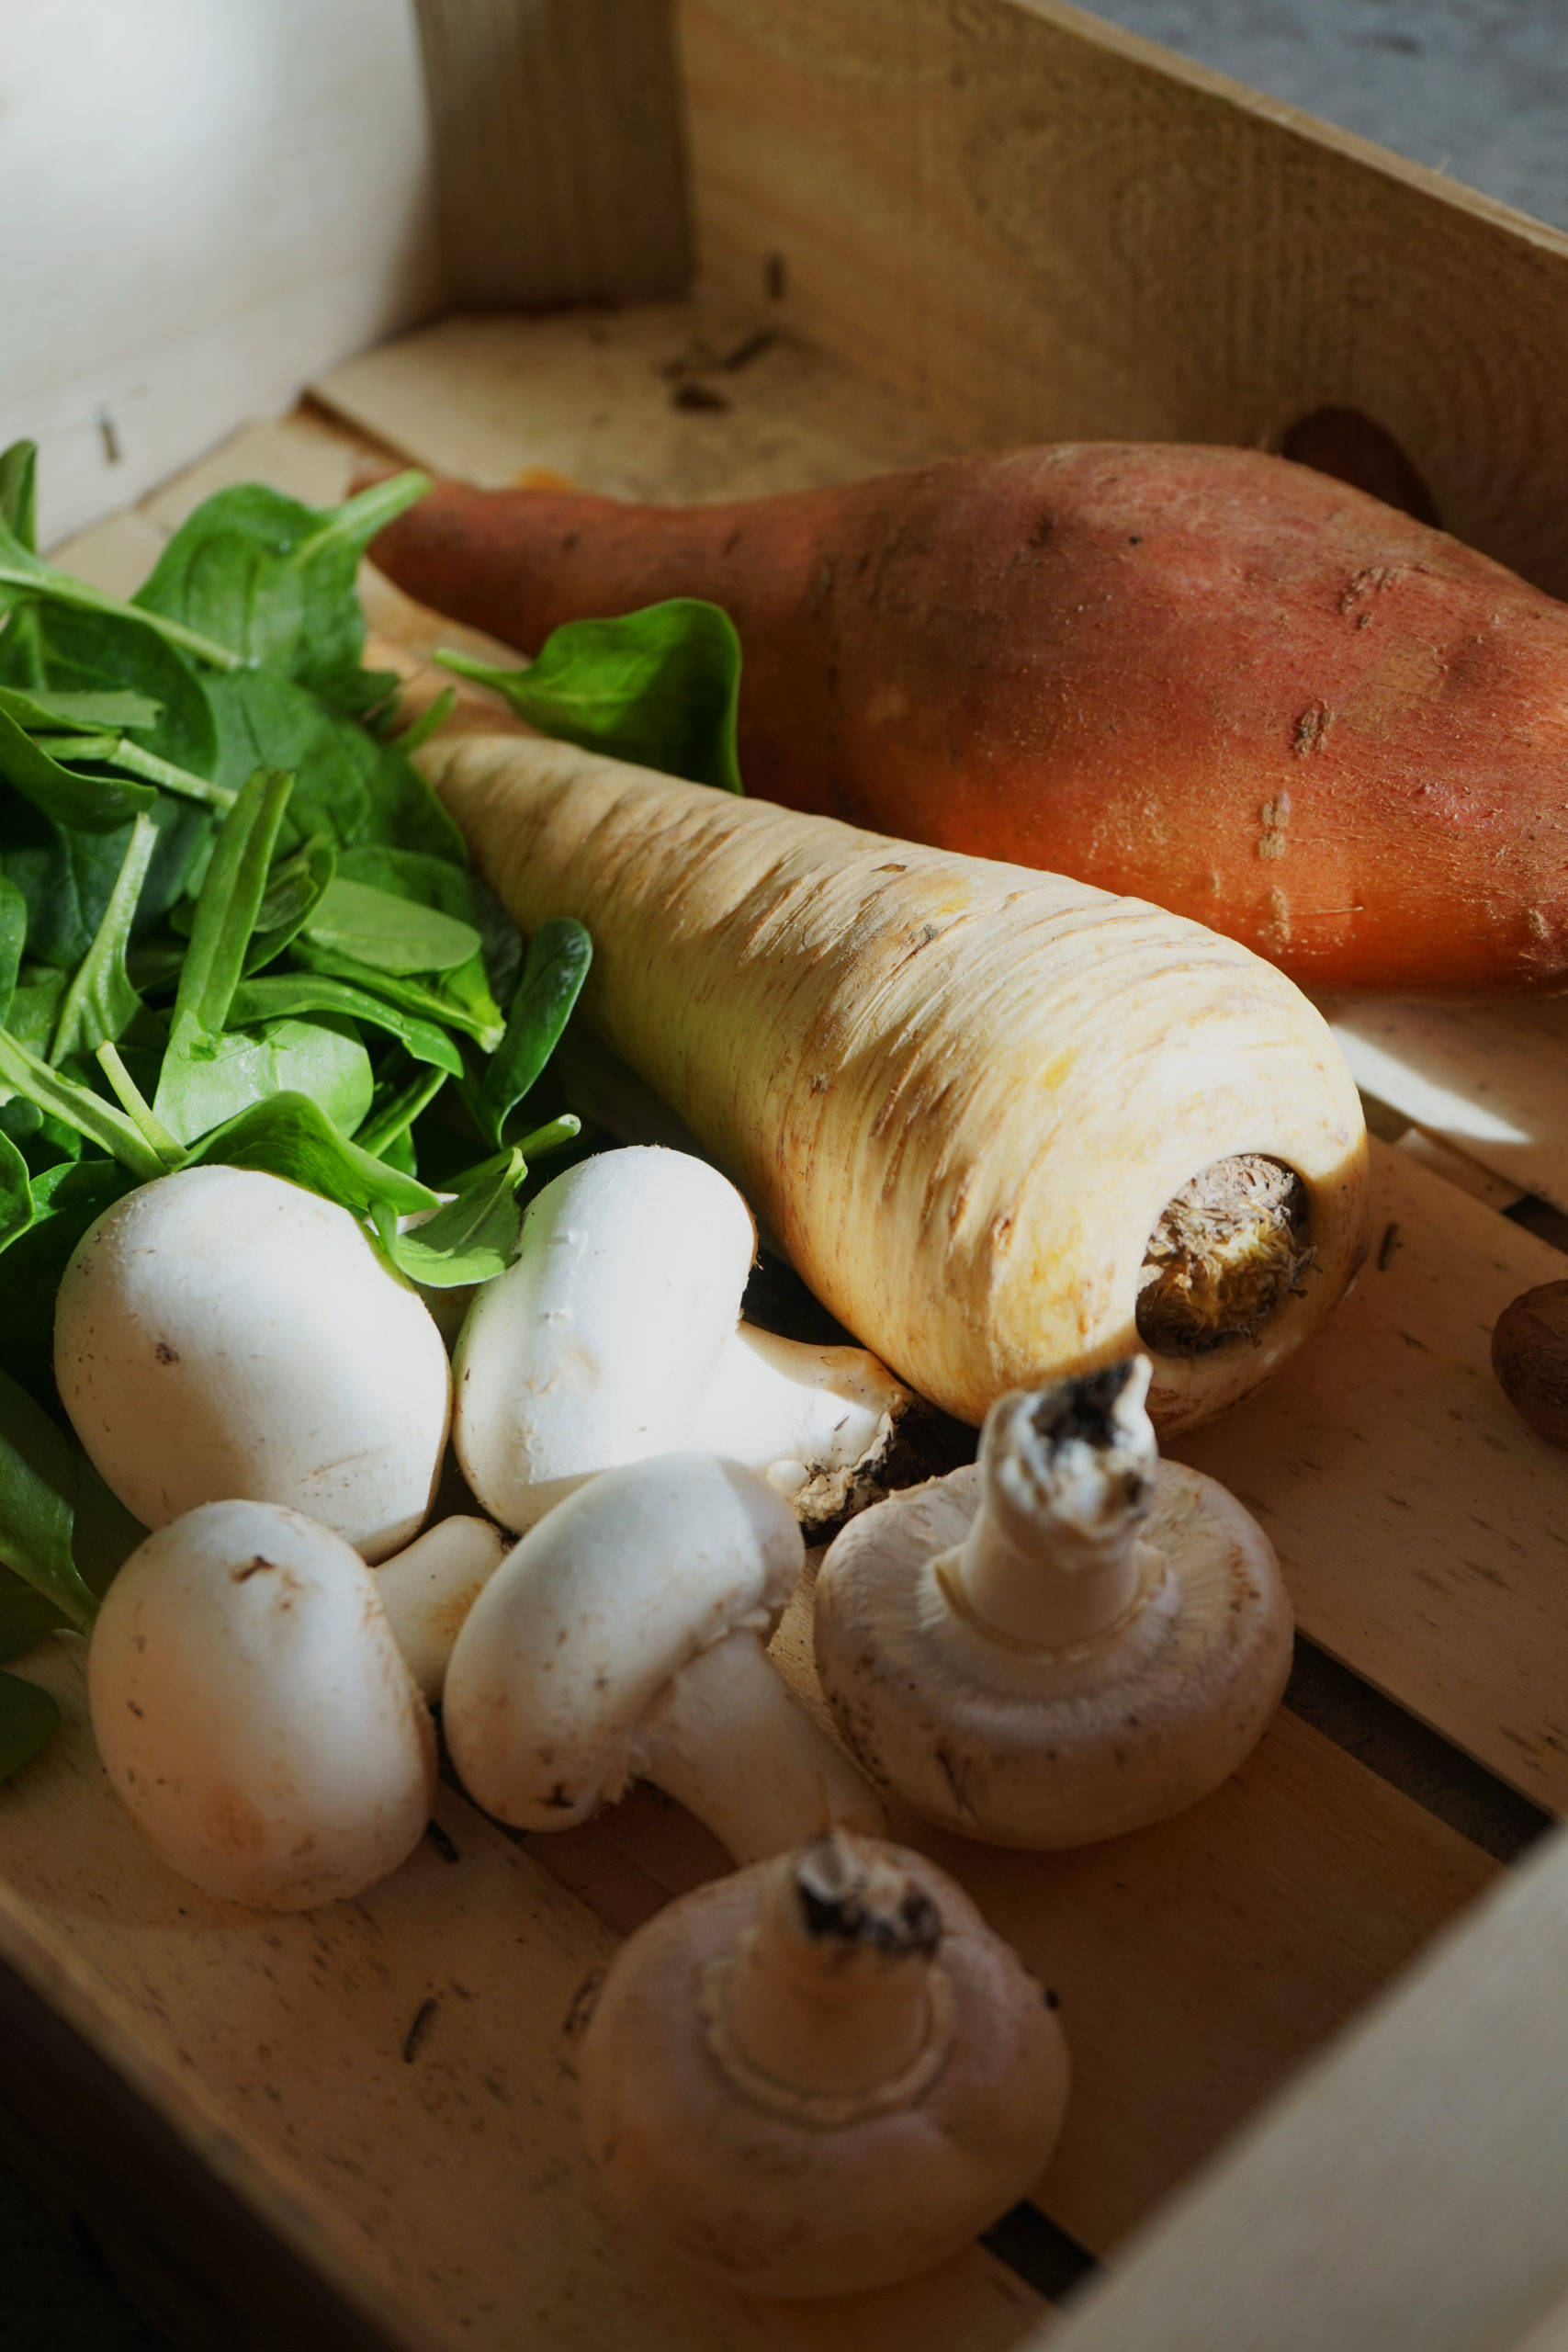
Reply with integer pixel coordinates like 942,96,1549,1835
1491,1283,1568,1447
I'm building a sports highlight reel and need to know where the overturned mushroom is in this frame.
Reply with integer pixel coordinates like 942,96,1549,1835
578,1829,1069,2297
90,1499,435,1909
814,1358,1292,1847
452,1146,912,1535
443,1455,886,1861
375,1514,507,1702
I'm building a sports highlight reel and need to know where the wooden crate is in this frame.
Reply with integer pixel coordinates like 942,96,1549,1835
10,4,1568,2346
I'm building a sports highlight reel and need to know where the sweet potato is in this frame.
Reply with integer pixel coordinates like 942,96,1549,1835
371,443,1568,995
419,729,1368,1434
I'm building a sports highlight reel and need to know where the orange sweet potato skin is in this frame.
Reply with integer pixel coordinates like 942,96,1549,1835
369,444,1568,993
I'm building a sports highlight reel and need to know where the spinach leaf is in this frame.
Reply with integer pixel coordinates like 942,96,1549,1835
185,1091,438,1222
302,876,480,975
228,975,462,1075
49,812,157,1064
353,1064,448,1163
389,1148,527,1287
245,833,334,971
0,705,154,833
158,1014,373,1148
0,685,161,736
134,473,428,699
0,1577,67,1661
389,1116,581,1287
392,686,456,756
474,917,592,1149
43,732,233,813
0,443,38,552
0,874,25,1026
0,1366,97,1629
152,768,293,1137
289,940,505,1051
0,1028,165,1179
440,598,744,794
0,1673,60,1781
205,668,464,862
24,605,220,782
0,506,243,675
0,1130,30,1252
336,844,518,1027
0,1159,138,1401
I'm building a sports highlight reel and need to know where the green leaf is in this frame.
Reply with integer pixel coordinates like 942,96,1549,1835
0,1672,60,1781
336,843,519,1027
0,1577,67,1661
440,598,744,794
0,703,155,833
302,876,481,975
204,668,464,863
0,1130,31,1251
289,940,505,1051
0,874,26,1027
49,812,158,1064
474,917,592,1149
0,1367,97,1629
392,686,456,757
228,974,462,1074
0,685,161,734
0,443,39,553
0,1158,137,1400
389,1148,527,1287
0,1027,165,1179
133,472,428,698
152,768,293,1136
17,605,220,782
0,506,243,673
156,1013,373,1148
185,1091,438,1221
245,833,334,971
353,1062,448,1163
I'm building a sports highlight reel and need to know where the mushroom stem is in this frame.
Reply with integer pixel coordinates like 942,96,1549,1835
688,1324,913,1523
711,1836,945,2107
943,1358,1159,1650
633,1630,888,1865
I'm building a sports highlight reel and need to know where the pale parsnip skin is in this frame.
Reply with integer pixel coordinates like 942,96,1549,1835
423,735,1370,1432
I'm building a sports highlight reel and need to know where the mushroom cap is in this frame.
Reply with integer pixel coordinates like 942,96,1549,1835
55,1165,452,1561
451,1145,757,1531
374,1514,507,1702
89,1499,436,1909
815,1460,1292,1846
442,1454,804,1828
577,1836,1070,2298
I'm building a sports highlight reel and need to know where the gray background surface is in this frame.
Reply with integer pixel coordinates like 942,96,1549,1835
1088,0,1568,230
5,4,1562,2346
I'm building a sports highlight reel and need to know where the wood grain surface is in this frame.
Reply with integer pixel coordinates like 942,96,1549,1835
676,0,1568,596
411,0,689,308
1042,1816,1568,2352
1173,1137,1568,1813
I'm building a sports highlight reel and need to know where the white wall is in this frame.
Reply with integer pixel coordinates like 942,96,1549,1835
0,0,442,546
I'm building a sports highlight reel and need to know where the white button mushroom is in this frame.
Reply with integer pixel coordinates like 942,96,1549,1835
442,1454,887,1862
578,1829,1071,2298
374,1513,507,1702
55,1165,452,1562
814,1357,1293,1847
451,1146,912,1535
89,1499,436,1909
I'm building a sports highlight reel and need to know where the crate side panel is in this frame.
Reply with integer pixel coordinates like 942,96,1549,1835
1041,1819,1568,2352
412,0,689,308
676,0,1568,595
0,0,441,549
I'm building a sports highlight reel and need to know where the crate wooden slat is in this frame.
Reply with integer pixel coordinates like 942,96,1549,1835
15,0,1568,2335
1041,1816,1568,2352
675,0,1568,597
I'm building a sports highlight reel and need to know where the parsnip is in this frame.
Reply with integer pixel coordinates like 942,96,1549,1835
420,734,1369,1432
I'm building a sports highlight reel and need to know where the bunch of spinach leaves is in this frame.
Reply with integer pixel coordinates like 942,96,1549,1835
0,443,618,1772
